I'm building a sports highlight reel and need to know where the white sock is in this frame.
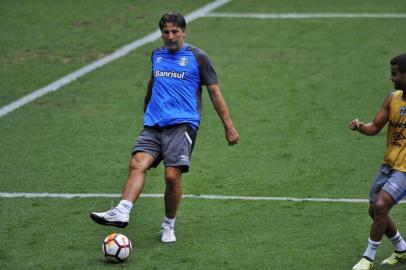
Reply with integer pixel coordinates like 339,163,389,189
116,200,133,215
162,216,175,228
363,238,381,261
390,231,406,252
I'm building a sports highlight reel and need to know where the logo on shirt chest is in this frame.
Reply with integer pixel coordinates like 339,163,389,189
391,132,405,147
154,70,185,79
178,56,188,66
400,106,406,116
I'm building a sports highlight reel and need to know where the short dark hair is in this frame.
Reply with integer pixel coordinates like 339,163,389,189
390,53,406,73
159,11,186,31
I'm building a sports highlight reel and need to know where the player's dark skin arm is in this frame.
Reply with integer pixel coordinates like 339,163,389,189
144,76,154,112
349,93,392,135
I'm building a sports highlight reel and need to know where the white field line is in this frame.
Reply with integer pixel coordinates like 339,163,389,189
0,0,231,118
206,12,406,19
2,192,404,204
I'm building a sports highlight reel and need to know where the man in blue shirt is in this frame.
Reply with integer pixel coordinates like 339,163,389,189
91,11,239,243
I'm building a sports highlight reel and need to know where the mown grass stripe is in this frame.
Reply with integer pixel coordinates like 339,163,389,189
2,192,404,204
0,0,231,118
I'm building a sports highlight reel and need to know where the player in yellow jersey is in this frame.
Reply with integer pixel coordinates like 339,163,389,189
349,53,406,270
350,53,406,270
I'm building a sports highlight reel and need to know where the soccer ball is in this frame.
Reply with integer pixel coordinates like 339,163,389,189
102,233,132,262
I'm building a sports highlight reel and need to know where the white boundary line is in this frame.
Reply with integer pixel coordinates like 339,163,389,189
206,12,406,19
2,192,404,204
0,0,231,118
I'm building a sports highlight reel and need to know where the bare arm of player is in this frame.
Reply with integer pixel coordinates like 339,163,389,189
207,84,240,145
143,76,154,112
349,93,393,135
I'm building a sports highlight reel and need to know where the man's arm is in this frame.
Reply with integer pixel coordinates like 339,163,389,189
349,93,392,135
144,76,154,112
207,84,240,145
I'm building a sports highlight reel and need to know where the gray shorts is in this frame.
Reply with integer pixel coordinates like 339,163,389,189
131,124,197,173
370,164,406,204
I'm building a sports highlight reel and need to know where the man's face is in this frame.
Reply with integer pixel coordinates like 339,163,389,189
161,22,185,52
390,64,406,90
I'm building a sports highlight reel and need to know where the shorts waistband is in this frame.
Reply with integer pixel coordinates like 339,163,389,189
144,123,197,131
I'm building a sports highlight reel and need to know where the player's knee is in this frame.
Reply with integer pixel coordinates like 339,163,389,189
165,171,181,186
372,200,390,216
165,167,181,180
165,174,180,185
129,156,147,172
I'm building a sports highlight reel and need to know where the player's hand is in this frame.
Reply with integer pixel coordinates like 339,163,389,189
349,118,363,131
225,126,239,145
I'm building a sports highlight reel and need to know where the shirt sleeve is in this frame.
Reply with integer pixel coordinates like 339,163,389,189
190,47,218,86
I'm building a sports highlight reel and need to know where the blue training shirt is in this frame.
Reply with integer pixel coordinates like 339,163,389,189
144,43,218,128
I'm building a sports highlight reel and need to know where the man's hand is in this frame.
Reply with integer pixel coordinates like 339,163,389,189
349,118,364,131
225,125,239,145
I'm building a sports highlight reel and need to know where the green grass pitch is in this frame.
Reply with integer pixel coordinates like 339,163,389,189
1,0,406,269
